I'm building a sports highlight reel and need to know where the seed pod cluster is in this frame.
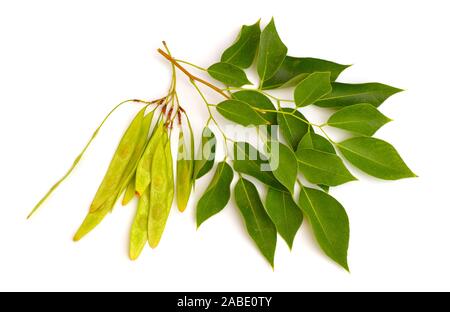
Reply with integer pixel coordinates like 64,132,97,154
86,105,196,259
45,97,198,259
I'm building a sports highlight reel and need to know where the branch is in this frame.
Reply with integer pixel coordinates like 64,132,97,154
157,49,230,99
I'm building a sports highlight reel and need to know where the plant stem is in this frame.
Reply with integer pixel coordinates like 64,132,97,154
223,87,295,103
297,178,304,190
163,42,180,129
318,126,337,145
174,59,207,72
158,48,230,99
191,80,232,157
256,108,321,127
260,92,295,103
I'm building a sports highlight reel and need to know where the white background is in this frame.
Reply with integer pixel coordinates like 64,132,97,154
1,0,449,292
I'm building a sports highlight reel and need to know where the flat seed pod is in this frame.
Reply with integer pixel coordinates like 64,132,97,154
121,111,155,206
89,107,146,212
73,112,154,240
135,121,164,196
73,196,115,241
122,177,136,206
165,134,175,213
129,187,150,260
176,129,194,212
147,139,170,248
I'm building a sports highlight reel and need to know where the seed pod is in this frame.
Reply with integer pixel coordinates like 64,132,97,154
89,108,147,212
135,121,164,196
74,165,141,242
73,195,114,241
118,111,154,205
119,111,155,206
165,134,174,212
147,136,170,248
122,177,136,206
74,109,154,240
176,129,194,212
129,186,150,260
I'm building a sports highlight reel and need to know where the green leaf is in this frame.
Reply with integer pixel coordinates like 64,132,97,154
221,20,261,68
327,103,392,136
194,127,216,179
262,56,350,90
319,185,330,193
315,82,403,108
164,137,175,217
207,62,251,87
235,178,277,267
294,72,332,107
298,131,336,154
257,18,288,83
299,187,350,270
277,108,310,149
197,162,234,228
296,149,357,186
233,142,285,191
217,99,269,126
297,132,335,193
268,141,297,194
265,188,303,249
122,110,155,205
233,90,277,124
337,137,416,180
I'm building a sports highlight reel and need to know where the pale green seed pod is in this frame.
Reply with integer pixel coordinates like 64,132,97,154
129,187,150,260
176,130,194,212
89,107,147,213
147,138,170,248
135,121,164,196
